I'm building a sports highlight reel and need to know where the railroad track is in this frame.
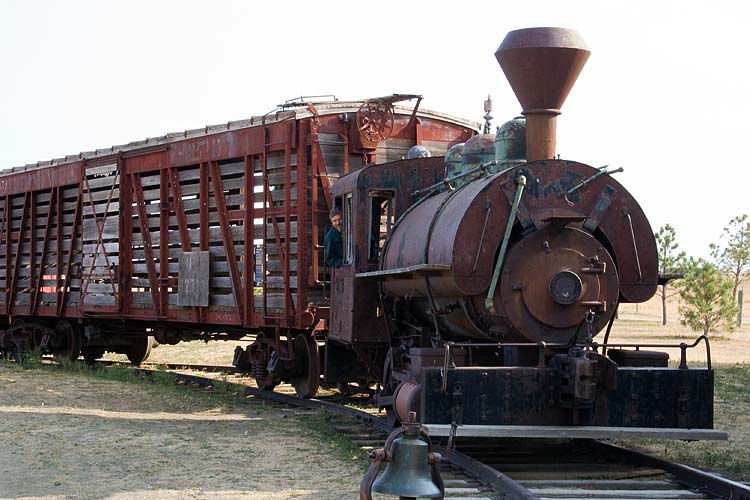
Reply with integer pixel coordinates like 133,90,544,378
98,361,750,500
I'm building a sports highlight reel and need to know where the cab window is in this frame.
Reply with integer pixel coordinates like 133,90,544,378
368,190,394,263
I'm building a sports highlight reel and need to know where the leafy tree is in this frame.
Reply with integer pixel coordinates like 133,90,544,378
678,258,739,336
654,224,685,325
710,214,750,299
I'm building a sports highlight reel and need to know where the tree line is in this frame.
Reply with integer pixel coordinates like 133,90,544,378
656,215,749,336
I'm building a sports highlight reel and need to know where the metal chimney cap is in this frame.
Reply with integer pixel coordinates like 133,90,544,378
498,27,589,52
495,27,591,114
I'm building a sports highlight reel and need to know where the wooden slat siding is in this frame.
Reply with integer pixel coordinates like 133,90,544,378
262,143,292,317
119,157,132,313
127,244,246,261
265,259,298,272
135,175,247,202
26,187,78,204
159,169,169,315
11,199,80,218
266,242,299,254
317,132,346,180
243,154,255,326
6,225,81,243
131,173,160,313
118,192,247,217
85,173,121,191
132,292,242,308
209,162,247,316
253,153,298,170
29,192,36,312
84,163,118,176
85,283,120,294
81,164,119,309
82,203,119,217
2,196,9,315
78,187,121,204
38,292,80,305
55,188,63,310
130,274,266,290
283,127,293,319
199,162,209,323
31,187,57,315
83,217,119,241
58,182,83,315
296,120,310,300
127,160,247,189
126,203,260,231
265,293,297,310
8,192,30,312
376,137,413,164
310,120,321,286
127,275,245,301
129,225,247,248
259,142,269,316
208,162,244,323
76,295,115,306
312,135,333,209
169,167,200,322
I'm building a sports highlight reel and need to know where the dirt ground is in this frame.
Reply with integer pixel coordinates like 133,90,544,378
0,365,365,500
2,292,749,499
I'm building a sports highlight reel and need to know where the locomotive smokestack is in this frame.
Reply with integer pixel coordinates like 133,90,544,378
496,27,590,161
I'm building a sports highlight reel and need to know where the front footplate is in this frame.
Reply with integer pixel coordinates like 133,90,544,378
420,366,716,432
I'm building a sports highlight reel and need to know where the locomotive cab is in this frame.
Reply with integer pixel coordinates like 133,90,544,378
324,156,448,387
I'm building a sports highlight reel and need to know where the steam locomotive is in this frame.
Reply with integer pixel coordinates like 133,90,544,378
0,28,716,437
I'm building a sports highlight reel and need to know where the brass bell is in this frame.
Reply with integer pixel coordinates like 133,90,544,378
360,413,444,500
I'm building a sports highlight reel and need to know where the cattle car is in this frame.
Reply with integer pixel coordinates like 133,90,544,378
0,95,476,397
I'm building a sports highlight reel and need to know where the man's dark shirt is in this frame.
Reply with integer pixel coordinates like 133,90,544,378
324,226,343,267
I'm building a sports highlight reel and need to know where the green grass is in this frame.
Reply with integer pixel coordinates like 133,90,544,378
622,363,750,481
715,364,750,403
315,408,370,470
1,355,248,410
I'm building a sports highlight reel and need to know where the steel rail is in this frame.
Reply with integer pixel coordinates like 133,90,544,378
131,365,536,500
92,361,749,500
592,440,750,500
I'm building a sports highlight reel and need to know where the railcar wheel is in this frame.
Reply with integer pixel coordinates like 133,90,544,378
7,319,37,363
51,320,81,363
126,336,154,366
255,374,279,391
10,333,34,364
291,334,320,399
82,349,105,366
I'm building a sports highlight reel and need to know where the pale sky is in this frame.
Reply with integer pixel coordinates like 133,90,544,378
1,0,747,259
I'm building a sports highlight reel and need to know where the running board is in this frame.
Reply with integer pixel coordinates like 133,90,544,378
423,425,729,441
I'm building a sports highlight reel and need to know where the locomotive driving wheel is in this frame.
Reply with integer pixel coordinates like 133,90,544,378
356,99,394,144
379,349,400,426
291,334,320,399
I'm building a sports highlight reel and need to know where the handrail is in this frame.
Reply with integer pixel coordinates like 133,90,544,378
438,334,713,392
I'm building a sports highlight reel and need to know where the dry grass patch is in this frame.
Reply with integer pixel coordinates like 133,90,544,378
0,362,365,500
